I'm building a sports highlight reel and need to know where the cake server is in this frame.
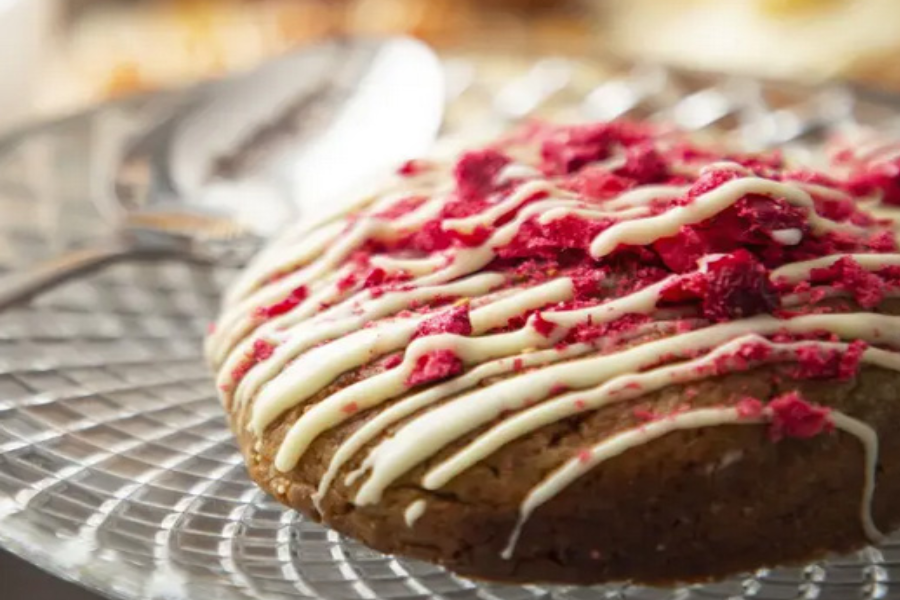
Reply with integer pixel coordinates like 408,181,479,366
0,36,445,311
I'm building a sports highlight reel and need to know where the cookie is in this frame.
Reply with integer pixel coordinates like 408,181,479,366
207,120,900,584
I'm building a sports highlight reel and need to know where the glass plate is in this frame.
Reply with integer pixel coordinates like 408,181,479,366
2,52,900,600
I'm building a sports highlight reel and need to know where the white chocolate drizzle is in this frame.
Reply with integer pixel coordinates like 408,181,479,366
404,500,427,528
209,136,900,562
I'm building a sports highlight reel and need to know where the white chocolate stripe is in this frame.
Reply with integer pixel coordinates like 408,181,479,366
536,205,649,224
311,341,615,507
422,337,900,493
273,325,557,471
442,180,561,233
404,500,427,528
210,220,383,364
772,253,900,284
218,272,347,393
501,407,880,559
590,177,864,258
592,185,688,210
223,219,345,308
247,252,900,438
234,273,506,408
350,313,900,506
251,277,575,434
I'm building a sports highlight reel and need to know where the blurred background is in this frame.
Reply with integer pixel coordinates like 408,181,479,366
5,0,900,134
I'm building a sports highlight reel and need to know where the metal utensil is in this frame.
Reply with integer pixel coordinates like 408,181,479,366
0,36,444,311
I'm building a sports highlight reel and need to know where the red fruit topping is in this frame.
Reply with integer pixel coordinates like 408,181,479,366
847,158,900,206
341,402,360,415
654,194,810,273
736,397,764,419
513,358,525,372
767,391,833,441
540,123,615,175
791,340,867,380
255,285,309,319
373,195,427,219
454,149,511,202
397,159,431,177
252,339,275,361
532,313,557,337
570,265,607,299
383,353,403,370
701,251,779,322
577,448,592,464
563,313,651,345
230,339,277,385
498,215,611,260
810,257,885,308
406,350,465,387
688,167,744,198
633,407,658,422
549,383,569,396
396,220,492,253
414,304,473,338
207,322,217,335
561,167,634,201
659,251,778,322
615,144,668,184
711,340,773,374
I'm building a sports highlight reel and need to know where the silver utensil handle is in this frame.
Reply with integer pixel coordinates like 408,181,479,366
0,241,138,311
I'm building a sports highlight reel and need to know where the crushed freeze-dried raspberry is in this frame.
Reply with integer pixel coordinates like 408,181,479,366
540,123,615,175
406,350,465,387
633,407,659,422
373,195,427,219
414,305,473,338
561,167,634,200
454,149,511,203
252,339,275,361
791,340,867,380
702,251,779,321
735,397,764,419
397,159,431,177
532,313,557,337
497,214,612,260
657,251,778,322
383,353,403,370
847,158,900,206
810,257,885,308
768,392,833,441
255,285,309,319
615,144,668,184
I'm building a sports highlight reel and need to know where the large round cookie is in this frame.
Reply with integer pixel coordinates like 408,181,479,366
207,120,900,584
